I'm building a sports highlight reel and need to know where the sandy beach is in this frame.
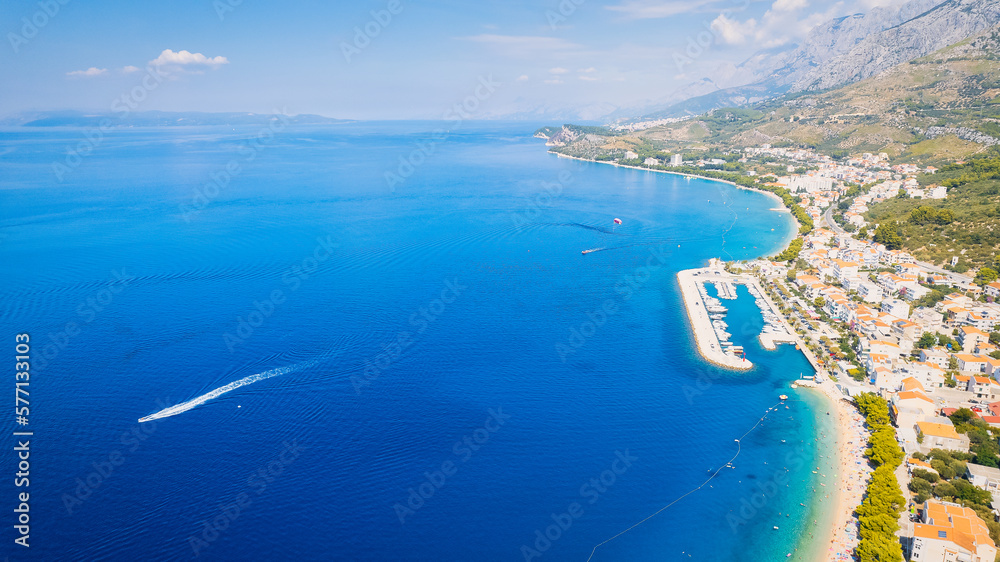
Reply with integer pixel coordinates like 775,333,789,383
677,263,869,561
797,378,870,562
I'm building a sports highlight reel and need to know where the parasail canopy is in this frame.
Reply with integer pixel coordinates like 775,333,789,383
613,218,623,225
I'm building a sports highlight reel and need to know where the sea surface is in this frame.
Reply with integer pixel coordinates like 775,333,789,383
0,122,831,560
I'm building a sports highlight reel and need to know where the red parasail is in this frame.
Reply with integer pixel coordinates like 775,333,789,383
613,218,623,225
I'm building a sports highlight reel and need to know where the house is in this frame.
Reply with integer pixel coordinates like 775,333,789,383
643,157,660,166
881,298,910,320
873,367,899,391
974,342,997,356
957,354,990,374
833,259,860,282
625,151,639,160
986,357,1000,378
986,282,1000,300
891,319,923,351
868,340,903,359
899,363,946,389
967,464,1000,501
920,348,951,370
958,326,990,353
916,421,970,453
908,456,937,475
896,263,921,280
967,375,1000,401
857,282,883,304
865,353,894,374
909,500,997,562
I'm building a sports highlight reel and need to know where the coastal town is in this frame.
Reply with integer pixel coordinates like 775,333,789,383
672,143,1000,561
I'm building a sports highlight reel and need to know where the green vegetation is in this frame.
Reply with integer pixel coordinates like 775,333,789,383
976,267,998,286
866,151,1000,268
949,409,1000,468
775,238,804,262
917,332,938,349
908,448,1000,549
853,393,905,562
872,221,904,251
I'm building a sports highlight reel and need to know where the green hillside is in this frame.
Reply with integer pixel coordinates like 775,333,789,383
544,24,1000,166
864,150,1000,270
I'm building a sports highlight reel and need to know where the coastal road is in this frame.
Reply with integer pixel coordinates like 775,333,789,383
823,201,972,286
823,205,845,235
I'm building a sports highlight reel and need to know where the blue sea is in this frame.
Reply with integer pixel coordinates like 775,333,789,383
0,122,833,560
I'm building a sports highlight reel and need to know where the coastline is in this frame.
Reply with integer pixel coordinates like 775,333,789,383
675,261,865,561
795,378,869,562
552,152,801,254
556,148,858,560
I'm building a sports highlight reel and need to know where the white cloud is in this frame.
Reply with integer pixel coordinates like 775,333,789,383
544,78,564,85
579,67,597,73
516,74,530,82
606,0,718,19
458,35,581,57
710,14,757,45
579,75,598,81
66,67,108,78
121,65,141,74
549,67,569,74
149,49,229,67
772,0,808,11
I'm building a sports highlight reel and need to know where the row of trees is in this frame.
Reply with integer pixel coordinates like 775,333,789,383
774,238,804,262
908,206,955,226
853,393,906,562
938,154,1000,188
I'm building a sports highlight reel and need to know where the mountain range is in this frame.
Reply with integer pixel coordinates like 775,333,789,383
628,0,1000,122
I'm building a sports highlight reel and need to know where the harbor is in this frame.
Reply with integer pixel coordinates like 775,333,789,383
677,267,753,370
678,260,800,369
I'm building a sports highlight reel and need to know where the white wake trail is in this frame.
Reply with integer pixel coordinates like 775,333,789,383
138,361,314,423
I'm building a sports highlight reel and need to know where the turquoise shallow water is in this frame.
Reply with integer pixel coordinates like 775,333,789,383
0,122,823,560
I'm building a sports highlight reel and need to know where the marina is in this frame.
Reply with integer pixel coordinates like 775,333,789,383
679,260,800,368
677,267,752,370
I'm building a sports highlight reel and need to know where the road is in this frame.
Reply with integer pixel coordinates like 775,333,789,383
822,202,972,285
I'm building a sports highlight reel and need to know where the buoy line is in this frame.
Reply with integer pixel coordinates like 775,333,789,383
584,401,783,562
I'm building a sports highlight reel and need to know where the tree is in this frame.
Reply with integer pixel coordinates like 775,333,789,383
814,297,825,307
938,333,958,349
873,222,903,250
934,481,957,499
908,477,932,494
917,333,937,349
950,408,978,426
949,356,959,371
975,267,999,287
912,468,939,483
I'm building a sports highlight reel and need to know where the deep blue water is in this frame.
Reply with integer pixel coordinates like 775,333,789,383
0,122,829,560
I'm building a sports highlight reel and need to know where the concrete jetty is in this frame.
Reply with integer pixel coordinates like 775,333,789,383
677,268,753,370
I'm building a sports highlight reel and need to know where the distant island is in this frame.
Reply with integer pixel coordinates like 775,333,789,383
0,110,353,128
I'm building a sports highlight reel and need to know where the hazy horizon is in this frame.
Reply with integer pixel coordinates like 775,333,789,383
2,0,920,121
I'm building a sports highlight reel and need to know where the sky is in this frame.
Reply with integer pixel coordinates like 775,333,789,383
0,0,918,120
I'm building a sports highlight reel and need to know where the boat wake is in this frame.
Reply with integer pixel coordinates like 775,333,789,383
138,360,315,423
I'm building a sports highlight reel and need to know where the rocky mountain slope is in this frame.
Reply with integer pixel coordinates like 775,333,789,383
637,0,1000,121
544,22,1000,164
